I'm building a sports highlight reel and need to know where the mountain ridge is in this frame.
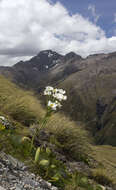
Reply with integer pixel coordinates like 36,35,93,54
0,50,116,145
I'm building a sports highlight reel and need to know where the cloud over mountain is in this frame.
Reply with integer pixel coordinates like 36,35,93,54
0,0,116,65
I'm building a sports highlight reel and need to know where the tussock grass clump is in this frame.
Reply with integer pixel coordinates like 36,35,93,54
91,168,113,186
0,75,45,125
92,145,116,184
46,113,92,161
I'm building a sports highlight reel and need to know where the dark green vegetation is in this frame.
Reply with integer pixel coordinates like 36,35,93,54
0,75,115,189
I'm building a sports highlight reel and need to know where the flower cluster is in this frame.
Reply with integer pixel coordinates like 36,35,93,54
44,86,67,111
44,86,54,96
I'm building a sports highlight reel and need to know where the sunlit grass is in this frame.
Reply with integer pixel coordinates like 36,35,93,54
92,145,116,184
46,113,92,161
0,74,115,189
0,75,45,125
0,75,92,161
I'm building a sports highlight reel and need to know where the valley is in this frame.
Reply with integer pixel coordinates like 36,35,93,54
0,50,116,145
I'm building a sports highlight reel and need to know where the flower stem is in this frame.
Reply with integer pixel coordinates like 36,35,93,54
30,111,51,153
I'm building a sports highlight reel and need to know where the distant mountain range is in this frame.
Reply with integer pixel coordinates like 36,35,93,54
0,50,116,145
0,50,82,89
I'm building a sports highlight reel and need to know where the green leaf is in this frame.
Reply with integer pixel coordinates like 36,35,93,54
34,147,41,164
80,177,88,184
0,123,6,131
50,164,56,169
39,159,49,167
95,185,103,190
46,147,51,156
50,174,60,182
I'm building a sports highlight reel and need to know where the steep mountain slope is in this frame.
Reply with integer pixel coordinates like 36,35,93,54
0,50,83,89
0,75,116,189
60,53,116,145
0,50,116,145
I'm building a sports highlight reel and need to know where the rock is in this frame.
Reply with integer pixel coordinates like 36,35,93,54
0,186,6,190
39,130,50,141
0,116,14,130
0,152,58,190
67,161,91,175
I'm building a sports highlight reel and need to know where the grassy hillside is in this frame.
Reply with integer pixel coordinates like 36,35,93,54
92,145,116,185
0,74,116,189
0,74,45,125
59,69,116,146
0,74,91,161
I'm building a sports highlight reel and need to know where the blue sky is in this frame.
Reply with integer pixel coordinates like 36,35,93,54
52,0,116,37
0,0,116,65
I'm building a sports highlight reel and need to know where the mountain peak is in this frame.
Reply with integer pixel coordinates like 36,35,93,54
37,50,63,58
64,52,82,62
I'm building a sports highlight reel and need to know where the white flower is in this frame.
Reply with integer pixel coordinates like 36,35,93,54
62,95,67,100
55,100,62,108
48,100,57,110
53,93,64,101
58,89,66,94
53,88,58,93
47,100,62,110
45,86,54,91
44,90,52,95
44,86,67,110
0,116,5,120
44,86,54,96
53,92,67,101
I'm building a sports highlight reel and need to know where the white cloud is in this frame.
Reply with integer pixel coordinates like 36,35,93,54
0,0,116,65
0,55,32,66
88,4,100,23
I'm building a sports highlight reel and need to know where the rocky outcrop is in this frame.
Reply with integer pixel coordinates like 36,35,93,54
0,152,58,190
